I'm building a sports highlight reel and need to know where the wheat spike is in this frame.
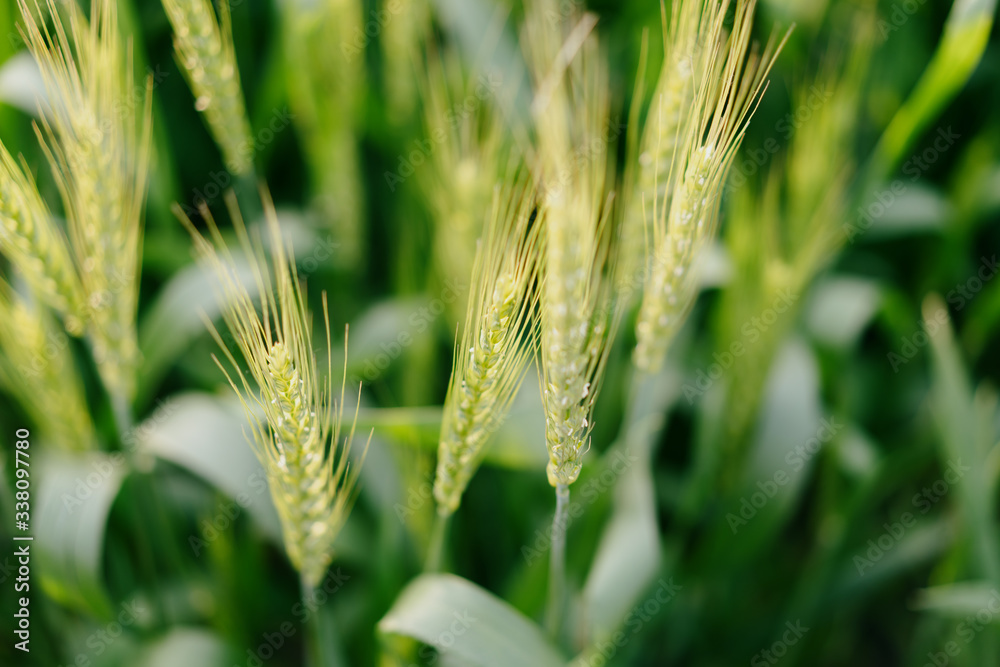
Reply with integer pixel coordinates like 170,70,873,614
434,174,541,515
622,0,727,288
0,141,85,334
633,0,788,373
0,282,94,450
18,0,151,402
524,2,618,487
180,191,367,588
162,0,253,175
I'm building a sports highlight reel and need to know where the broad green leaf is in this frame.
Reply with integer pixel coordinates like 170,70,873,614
36,452,126,619
924,294,1000,587
134,392,282,543
913,581,1000,617
379,573,565,667
138,627,228,667
0,52,46,117
869,0,995,181
806,276,883,349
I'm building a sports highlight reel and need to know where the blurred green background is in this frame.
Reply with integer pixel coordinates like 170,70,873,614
1,0,1000,665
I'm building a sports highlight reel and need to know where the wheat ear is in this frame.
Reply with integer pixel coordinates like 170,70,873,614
180,191,367,588
0,282,94,450
524,5,618,488
19,0,152,404
633,0,789,373
622,0,728,287
433,174,541,516
162,0,253,175
0,141,85,334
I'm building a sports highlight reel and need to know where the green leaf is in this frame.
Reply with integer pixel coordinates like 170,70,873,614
36,452,126,619
869,0,995,181
924,294,1000,587
914,581,1000,617
138,627,229,667
378,573,565,667
134,392,282,543
0,52,46,117
805,276,883,349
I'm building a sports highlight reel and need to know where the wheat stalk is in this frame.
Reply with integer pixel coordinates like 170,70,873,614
433,174,541,516
0,282,94,450
162,0,254,175
180,191,367,588
19,0,152,405
0,141,85,334
633,0,788,373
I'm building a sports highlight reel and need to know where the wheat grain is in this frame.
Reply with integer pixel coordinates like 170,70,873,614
162,0,254,175
433,174,540,515
180,191,366,588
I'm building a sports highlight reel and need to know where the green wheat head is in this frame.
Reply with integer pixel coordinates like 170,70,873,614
162,0,254,175
632,0,787,373
0,140,85,335
181,192,367,588
0,281,94,450
523,1,618,488
19,0,152,403
433,173,541,515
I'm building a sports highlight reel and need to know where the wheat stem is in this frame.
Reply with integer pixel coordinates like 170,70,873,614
545,483,570,639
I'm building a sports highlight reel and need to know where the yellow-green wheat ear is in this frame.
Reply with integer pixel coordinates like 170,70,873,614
433,174,541,516
18,0,152,404
0,142,86,335
162,0,254,175
0,282,94,450
523,2,619,488
633,0,790,374
178,191,367,588
623,0,727,288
